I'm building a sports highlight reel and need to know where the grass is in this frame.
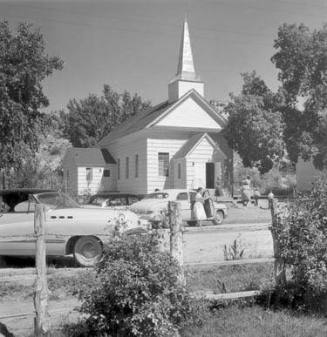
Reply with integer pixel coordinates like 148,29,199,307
0,263,273,301
27,304,327,337
180,304,327,337
186,262,274,294
3,263,327,337
0,270,97,301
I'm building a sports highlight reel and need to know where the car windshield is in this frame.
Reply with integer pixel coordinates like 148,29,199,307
144,192,169,200
35,192,80,210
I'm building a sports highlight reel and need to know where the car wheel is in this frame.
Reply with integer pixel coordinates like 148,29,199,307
214,210,224,225
73,236,103,267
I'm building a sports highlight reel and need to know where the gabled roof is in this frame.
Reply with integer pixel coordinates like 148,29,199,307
98,100,171,146
98,89,227,145
65,148,116,166
174,133,226,159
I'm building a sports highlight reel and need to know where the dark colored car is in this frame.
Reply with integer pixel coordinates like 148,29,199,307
87,193,144,208
0,188,55,212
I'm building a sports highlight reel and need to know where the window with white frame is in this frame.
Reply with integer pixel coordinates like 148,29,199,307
126,157,129,179
158,152,169,176
86,168,93,184
135,154,139,178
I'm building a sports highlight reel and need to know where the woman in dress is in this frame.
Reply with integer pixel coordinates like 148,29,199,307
192,187,207,226
241,175,252,206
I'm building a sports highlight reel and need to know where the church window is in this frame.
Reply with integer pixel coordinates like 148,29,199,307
86,168,93,184
135,154,139,178
178,163,181,179
126,157,129,179
158,152,169,176
117,159,120,180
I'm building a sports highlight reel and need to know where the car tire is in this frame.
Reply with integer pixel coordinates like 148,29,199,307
73,236,103,267
214,210,224,225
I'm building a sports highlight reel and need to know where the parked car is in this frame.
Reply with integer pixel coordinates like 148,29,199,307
130,189,228,225
0,189,149,266
86,192,143,209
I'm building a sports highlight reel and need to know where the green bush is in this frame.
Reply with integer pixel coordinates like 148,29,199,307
269,177,327,310
75,234,197,337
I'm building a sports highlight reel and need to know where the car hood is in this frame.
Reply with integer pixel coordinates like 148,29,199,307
130,199,168,214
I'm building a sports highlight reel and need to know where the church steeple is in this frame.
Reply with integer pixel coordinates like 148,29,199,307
176,19,199,81
168,18,204,103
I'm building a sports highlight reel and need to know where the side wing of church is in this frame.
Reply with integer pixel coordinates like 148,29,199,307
63,19,232,196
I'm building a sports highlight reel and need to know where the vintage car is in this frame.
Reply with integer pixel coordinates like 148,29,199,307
130,189,228,225
0,189,148,266
86,192,143,209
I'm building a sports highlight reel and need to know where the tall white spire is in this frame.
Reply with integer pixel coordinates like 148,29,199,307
168,18,204,103
175,19,199,81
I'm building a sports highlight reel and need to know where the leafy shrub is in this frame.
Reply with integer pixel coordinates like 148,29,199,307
75,234,197,337
269,177,327,310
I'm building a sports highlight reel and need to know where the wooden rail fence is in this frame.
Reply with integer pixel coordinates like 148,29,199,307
0,199,280,336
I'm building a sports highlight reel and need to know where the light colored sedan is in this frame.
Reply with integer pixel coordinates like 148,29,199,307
0,190,148,266
130,189,228,225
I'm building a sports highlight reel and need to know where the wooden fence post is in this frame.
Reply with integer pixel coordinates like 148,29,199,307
269,197,286,287
34,204,49,337
169,201,184,285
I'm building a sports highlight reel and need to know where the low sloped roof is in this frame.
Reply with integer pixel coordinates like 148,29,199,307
98,89,227,145
65,148,116,166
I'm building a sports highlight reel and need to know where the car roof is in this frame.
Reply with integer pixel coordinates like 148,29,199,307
91,192,139,197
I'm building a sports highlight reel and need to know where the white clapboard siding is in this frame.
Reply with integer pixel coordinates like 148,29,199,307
77,166,104,195
62,153,78,196
186,138,219,190
172,158,187,189
156,97,221,130
105,136,147,194
147,138,187,193
99,164,117,191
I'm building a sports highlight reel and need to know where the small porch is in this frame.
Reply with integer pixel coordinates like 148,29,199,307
171,133,226,191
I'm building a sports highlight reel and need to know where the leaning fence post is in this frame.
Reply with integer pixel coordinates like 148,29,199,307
34,204,49,337
169,201,184,285
269,197,286,287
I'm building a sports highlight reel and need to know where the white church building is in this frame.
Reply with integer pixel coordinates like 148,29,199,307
63,20,232,196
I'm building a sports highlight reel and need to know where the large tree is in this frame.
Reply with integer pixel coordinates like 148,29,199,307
0,21,63,176
271,23,327,166
64,85,151,147
224,72,285,174
224,23,327,172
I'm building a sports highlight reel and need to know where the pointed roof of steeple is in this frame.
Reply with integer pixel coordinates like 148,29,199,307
174,18,200,82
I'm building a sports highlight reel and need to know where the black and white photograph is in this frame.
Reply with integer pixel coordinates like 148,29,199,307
0,0,327,336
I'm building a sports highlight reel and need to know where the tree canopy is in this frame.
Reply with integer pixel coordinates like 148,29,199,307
0,21,63,173
224,23,327,172
63,85,151,147
224,72,285,174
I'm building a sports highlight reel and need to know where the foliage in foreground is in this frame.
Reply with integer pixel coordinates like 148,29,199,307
268,177,327,311
68,235,200,337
